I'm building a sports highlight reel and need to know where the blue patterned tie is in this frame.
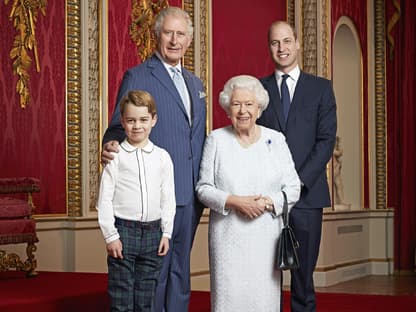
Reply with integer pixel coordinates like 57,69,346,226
281,74,290,123
170,67,191,123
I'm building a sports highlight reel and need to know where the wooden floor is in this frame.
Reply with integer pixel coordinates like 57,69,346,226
314,275,416,296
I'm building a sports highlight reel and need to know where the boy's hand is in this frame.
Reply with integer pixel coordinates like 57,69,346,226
107,239,123,259
158,237,170,256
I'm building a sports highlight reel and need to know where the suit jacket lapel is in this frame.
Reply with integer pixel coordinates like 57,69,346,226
148,55,189,119
287,71,306,129
183,69,201,127
264,74,286,131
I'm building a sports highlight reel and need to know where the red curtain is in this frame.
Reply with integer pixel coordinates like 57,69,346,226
386,0,416,272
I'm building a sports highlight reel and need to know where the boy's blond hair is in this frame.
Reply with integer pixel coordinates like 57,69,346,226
120,90,157,117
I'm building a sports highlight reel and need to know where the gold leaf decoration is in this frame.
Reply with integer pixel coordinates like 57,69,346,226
129,0,169,62
4,0,47,109
387,0,401,61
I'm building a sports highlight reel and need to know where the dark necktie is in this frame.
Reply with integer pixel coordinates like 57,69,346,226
281,74,290,123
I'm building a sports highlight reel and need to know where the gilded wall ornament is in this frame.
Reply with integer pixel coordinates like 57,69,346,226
129,0,168,62
4,0,47,109
387,0,401,60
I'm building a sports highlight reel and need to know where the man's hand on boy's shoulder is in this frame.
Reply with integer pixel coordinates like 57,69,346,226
101,140,119,165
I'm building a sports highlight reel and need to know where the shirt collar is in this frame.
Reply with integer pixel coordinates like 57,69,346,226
120,139,155,153
155,52,182,76
275,65,300,82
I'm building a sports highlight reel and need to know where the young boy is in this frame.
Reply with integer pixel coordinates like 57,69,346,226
97,90,176,311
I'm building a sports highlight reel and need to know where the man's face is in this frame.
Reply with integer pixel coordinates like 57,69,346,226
157,14,192,66
268,23,300,73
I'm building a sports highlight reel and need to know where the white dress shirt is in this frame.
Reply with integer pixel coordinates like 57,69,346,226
275,65,301,101
97,139,176,243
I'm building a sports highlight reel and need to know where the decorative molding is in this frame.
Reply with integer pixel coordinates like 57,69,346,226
88,1,100,212
66,0,82,217
315,258,392,272
320,0,329,78
374,0,387,210
129,0,168,62
198,0,209,92
184,0,209,131
183,0,195,73
299,0,331,204
4,0,47,108
199,0,209,132
301,0,318,75
287,0,295,26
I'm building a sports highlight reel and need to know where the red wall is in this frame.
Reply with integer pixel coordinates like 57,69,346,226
0,1,66,214
212,0,286,129
108,0,138,119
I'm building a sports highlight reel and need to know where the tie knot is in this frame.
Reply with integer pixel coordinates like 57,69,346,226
170,67,181,75
282,74,290,81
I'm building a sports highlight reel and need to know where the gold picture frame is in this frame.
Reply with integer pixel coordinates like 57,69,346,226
66,0,82,217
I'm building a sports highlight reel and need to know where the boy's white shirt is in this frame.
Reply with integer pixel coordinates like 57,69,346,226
97,139,176,243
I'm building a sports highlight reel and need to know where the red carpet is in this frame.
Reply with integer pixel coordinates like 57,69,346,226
191,291,416,312
1,271,415,311
0,271,109,312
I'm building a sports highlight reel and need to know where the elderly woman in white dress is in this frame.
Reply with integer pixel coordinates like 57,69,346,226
196,75,301,312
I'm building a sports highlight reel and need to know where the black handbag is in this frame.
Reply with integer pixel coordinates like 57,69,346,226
275,191,300,270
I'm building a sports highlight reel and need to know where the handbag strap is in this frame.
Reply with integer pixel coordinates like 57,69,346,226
282,191,289,227
282,191,299,248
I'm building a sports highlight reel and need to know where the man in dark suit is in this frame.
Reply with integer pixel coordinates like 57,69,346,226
101,7,206,312
257,21,337,312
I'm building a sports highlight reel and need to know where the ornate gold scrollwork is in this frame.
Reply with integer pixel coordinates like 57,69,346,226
387,0,401,60
4,0,47,109
129,0,168,62
0,243,38,277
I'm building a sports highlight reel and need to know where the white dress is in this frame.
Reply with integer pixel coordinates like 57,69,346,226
196,126,300,312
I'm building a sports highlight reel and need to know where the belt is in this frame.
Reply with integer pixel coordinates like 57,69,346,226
115,217,161,230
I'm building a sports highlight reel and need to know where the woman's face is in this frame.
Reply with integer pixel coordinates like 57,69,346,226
229,88,260,133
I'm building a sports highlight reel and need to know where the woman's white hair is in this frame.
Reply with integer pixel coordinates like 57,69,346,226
219,75,269,115
153,7,193,39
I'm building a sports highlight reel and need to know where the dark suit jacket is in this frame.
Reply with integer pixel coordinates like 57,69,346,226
103,55,206,206
257,71,337,208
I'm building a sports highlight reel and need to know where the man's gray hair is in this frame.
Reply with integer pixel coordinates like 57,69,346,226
153,7,193,39
219,75,270,114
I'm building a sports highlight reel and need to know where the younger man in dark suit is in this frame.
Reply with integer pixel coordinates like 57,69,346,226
257,21,337,312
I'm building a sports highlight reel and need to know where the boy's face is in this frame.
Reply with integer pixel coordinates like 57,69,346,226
121,104,157,148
